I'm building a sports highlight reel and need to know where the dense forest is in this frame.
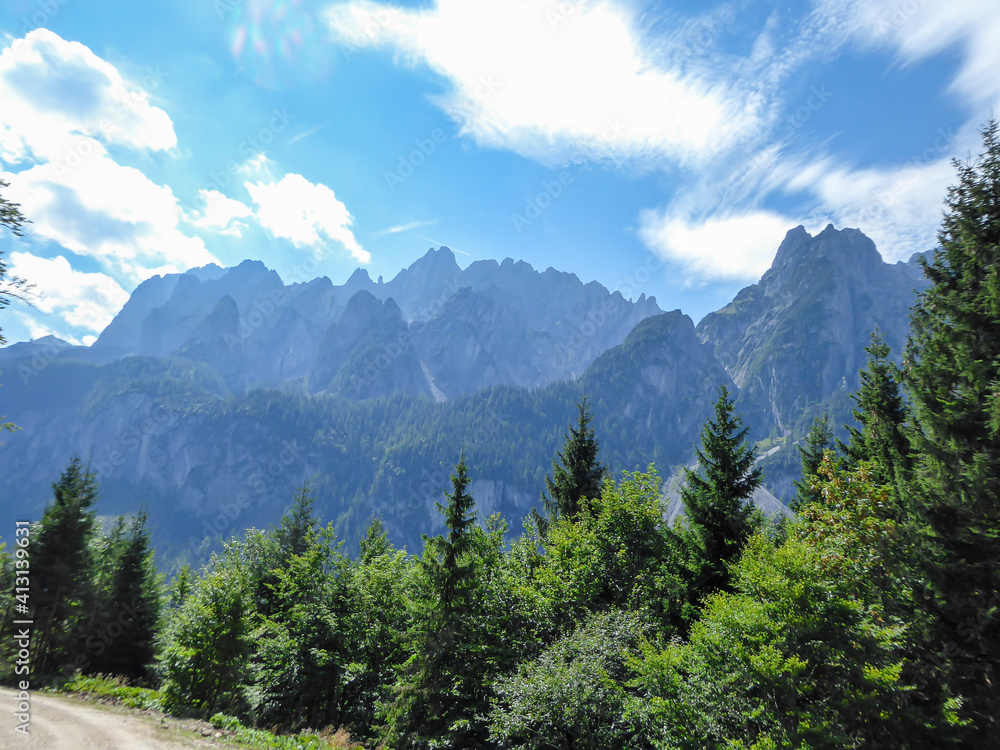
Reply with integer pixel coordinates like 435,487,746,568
1,122,999,748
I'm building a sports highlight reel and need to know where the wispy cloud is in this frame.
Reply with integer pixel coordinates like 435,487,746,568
287,120,333,146
372,218,441,237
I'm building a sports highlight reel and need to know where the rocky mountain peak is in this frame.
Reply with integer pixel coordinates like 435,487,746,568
768,224,881,279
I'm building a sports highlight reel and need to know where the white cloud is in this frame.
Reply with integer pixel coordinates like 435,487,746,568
634,0,994,276
815,0,1000,116
638,209,796,281
8,253,130,332
771,151,956,262
188,189,253,237
0,30,218,287
326,0,763,167
3,147,218,283
245,173,369,263
0,28,175,164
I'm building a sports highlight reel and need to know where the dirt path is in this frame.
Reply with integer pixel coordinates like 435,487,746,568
0,687,210,750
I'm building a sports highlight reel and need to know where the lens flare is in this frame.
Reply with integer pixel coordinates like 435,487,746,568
227,0,331,90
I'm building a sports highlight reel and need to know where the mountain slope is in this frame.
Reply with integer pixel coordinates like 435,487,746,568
0,226,931,555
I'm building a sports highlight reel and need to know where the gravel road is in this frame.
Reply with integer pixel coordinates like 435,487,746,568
0,687,207,750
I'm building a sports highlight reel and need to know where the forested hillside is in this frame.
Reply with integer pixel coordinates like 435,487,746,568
2,121,999,748
0,224,926,558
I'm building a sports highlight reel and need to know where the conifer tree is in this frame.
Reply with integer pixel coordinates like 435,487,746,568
904,119,1000,740
30,458,99,675
382,455,486,749
93,512,161,680
274,486,317,561
536,396,606,533
792,412,834,510
678,385,763,604
845,332,911,492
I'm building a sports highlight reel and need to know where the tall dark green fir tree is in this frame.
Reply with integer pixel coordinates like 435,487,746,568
30,458,99,675
845,331,911,493
90,512,161,680
792,412,834,511
382,455,486,749
678,385,763,605
536,395,606,533
904,119,1000,741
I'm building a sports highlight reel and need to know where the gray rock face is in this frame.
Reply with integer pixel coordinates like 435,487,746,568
74,248,663,399
0,226,933,552
696,224,929,437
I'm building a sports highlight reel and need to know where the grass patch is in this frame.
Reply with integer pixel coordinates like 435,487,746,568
58,673,167,711
209,713,365,749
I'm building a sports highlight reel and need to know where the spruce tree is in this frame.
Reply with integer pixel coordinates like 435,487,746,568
537,396,606,533
792,412,834,510
678,385,763,604
30,458,99,675
904,119,1000,740
274,486,318,561
845,332,911,492
382,455,485,749
95,512,161,681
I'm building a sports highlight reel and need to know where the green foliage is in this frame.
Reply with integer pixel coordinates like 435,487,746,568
633,460,939,749
340,520,412,738
246,520,351,731
534,469,686,632
0,178,29,238
158,558,253,714
208,712,353,749
845,332,911,493
905,119,1000,739
791,412,833,510
0,177,33,349
490,610,651,750
537,395,607,531
84,512,162,680
60,673,166,711
380,456,492,749
677,385,763,613
30,458,99,676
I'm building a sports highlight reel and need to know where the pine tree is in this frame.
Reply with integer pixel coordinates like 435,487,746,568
30,458,99,676
536,396,606,533
382,455,486,749
678,385,763,605
437,456,477,615
274,486,317,561
791,413,834,511
845,332,911,492
94,512,161,681
904,119,1000,740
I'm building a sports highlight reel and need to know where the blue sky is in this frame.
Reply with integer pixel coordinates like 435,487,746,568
0,0,995,345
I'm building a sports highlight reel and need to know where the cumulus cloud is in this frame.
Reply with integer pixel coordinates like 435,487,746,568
638,209,796,281
326,0,763,167
8,252,130,332
3,148,217,283
0,28,175,164
245,173,369,263
0,30,218,286
188,189,254,237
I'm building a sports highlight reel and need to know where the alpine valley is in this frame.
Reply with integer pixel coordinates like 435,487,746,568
0,224,928,562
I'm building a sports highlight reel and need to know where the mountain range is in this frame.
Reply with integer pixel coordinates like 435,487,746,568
0,224,929,560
